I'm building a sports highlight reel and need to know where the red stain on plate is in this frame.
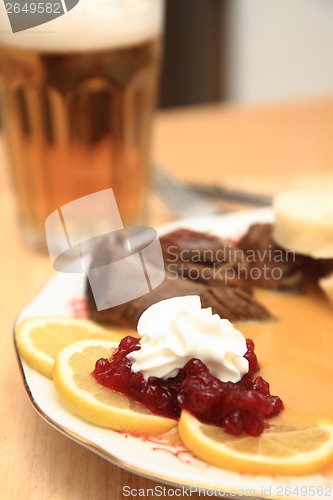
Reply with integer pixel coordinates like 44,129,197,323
67,298,89,318
116,431,209,468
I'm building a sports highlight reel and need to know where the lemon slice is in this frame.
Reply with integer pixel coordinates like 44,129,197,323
15,317,135,379
178,411,333,476
53,339,177,435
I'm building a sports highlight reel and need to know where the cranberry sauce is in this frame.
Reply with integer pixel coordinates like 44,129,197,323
93,336,283,436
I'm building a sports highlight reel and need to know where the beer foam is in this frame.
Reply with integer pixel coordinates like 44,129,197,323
0,0,164,52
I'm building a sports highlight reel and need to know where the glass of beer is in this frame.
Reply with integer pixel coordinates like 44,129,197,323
0,0,164,251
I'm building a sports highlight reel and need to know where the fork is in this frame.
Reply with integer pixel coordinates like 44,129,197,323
152,166,271,217
152,166,219,217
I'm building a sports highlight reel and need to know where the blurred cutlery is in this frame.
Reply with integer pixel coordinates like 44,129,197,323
153,166,271,217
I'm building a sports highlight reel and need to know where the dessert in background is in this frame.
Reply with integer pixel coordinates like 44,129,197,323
272,189,333,303
84,190,333,338
237,223,333,291
85,229,273,327
237,223,307,291
273,189,333,259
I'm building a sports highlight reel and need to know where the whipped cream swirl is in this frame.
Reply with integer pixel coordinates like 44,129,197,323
127,296,249,382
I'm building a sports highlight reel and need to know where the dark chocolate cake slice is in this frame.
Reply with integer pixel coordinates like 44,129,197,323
85,228,273,328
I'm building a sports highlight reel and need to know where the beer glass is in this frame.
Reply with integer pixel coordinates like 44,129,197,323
0,0,164,251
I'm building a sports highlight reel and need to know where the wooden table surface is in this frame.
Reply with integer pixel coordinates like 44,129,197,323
1,97,333,500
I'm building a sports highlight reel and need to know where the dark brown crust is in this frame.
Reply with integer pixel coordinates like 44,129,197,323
85,228,274,328
237,223,333,290
162,229,250,290
85,223,333,329
86,274,204,327
160,229,232,262
237,223,307,291
199,286,273,323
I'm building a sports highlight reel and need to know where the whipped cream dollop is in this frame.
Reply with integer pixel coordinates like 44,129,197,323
127,296,249,382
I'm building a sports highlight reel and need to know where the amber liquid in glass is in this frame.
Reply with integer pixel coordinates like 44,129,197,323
0,37,161,249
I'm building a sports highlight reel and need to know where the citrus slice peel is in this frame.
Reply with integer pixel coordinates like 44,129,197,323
53,339,177,436
178,410,333,476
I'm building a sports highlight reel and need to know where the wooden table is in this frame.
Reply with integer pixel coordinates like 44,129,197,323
1,97,333,500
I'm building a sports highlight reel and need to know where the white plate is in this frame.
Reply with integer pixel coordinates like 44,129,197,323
14,208,333,500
